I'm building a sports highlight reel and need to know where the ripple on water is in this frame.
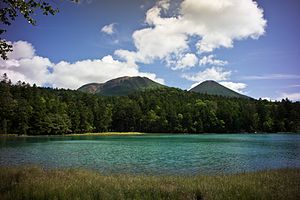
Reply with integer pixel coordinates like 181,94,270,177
0,134,299,175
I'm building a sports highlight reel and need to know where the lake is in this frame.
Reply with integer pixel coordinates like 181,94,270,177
0,134,299,175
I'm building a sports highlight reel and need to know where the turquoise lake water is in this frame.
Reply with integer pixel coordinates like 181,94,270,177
0,134,299,175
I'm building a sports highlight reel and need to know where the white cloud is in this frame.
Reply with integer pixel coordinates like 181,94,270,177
115,6,189,64
0,41,51,85
183,66,231,82
277,93,300,102
101,23,116,35
219,81,247,93
157,0,170,11
3,0,267,91
261,97,272,101
172,53,198,70
242,74,300,80
0,41,164,89
7,41,35,59
116,0,266,66
181,0,267,52
0,56,52,86
115,5,188,65
49,55,164,89
199,55,228,66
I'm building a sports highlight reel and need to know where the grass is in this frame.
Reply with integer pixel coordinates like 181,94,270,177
65,132,145,136
0,132,145,137
0,166,299,200
0,134,18,137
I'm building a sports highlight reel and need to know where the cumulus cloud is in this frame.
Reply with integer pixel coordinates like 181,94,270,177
172,53,198,70
199,55,228,66
181,0,266,52
116,5,189,65
0,41,164,89
183,66,231,82
101,23,116,35
3,0,266,92
7,41,35,60
219,81,247,93
277,92,300,102
0,41,51,85
116,0,266,66
115,4,187,65
157,0,170,11
49,55,164,89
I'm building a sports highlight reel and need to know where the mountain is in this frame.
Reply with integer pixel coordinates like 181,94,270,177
78,76,165,96
189,80,249,98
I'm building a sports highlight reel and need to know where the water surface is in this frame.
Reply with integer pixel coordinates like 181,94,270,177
0,134,299,175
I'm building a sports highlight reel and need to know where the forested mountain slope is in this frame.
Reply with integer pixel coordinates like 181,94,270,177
190,80,249,98
78,76,164,96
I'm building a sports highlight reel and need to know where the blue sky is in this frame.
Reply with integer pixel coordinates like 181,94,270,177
1,0,300,100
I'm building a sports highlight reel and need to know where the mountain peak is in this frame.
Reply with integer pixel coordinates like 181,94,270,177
78,76,164,96
189,80,249,99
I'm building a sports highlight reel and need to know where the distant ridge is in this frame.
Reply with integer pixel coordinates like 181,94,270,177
190,80,249,98
78,76,165,96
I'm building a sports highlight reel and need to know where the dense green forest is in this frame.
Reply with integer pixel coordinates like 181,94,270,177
0,74,300,135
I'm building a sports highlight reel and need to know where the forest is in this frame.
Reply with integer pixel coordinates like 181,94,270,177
1,74,300,135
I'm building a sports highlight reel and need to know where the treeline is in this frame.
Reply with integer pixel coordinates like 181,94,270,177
0,74,300,135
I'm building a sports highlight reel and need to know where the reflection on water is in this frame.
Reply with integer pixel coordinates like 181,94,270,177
0,134,299,175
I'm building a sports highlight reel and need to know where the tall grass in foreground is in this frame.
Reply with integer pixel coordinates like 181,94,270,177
0,167,299,200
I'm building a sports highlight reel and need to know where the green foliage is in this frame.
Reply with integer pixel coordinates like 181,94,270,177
0,40,12,60
0,166,299,200
0,74,300,135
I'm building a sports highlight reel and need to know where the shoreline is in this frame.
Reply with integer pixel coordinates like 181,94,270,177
0,132,146,137
0,132,298,137
66,132,145,136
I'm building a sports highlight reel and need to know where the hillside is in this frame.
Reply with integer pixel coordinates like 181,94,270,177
1,74,300,134
190,80,249,98
78,76,165,96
